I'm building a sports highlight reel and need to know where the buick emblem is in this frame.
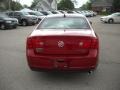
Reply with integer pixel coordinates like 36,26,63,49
79,42,83,46
58,41,64,48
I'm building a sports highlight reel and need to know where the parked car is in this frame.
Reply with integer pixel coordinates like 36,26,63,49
78,11,87,16
6,11,38,26
51,11,62,14
39,11,50,15
0,13,18,30
67,11,77,14
27,11,45,23
75,11,81,14
83,11,93,17
26,14,99,72
89,11,97,16
40,11,53,16
100,12,120,23
59,10,68,14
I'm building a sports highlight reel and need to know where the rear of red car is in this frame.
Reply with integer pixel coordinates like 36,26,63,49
26,14,99,71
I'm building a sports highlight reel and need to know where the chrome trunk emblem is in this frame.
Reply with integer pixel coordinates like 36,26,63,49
79,42,84,46
58,41,64,48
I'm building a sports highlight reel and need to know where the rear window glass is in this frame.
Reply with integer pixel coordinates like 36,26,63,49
37,17,90,30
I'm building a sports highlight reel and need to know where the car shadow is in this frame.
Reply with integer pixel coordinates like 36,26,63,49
29,69,99,84
102,22,120,24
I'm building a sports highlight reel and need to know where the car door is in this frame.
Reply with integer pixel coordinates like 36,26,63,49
113,13,120,23
117,13,120,23
14,12,22,23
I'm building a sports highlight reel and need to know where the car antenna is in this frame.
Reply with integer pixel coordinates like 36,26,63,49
63,13,66,32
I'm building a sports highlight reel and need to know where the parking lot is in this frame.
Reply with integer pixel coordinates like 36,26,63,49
0,16,120,90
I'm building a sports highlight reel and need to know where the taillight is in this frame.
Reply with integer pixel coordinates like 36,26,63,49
32,37,44,48
27,37,44,49
79,40,91,48
27,37,33,49
90,38,98,49
78,38,98,49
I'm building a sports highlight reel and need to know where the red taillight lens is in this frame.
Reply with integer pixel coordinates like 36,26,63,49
79,40,91,48
27,37,44,49
78,38,98,49
32,37,44,48
91,38,99,49
27,37,33,49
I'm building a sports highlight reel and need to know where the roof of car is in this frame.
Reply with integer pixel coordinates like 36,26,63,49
46,14,86,18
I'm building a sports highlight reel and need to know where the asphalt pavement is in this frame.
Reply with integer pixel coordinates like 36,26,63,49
0,16,120,90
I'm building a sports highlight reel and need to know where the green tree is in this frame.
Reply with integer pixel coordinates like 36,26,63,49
30,0,39,9
23,5,29,8
0,0,8,10
80,0,92,10
112,0,120,12
10,1,23,11
0,0,7,2
58,0,74,10
0,0,23,11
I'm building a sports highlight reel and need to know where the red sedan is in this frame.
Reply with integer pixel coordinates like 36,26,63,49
26,14,99,72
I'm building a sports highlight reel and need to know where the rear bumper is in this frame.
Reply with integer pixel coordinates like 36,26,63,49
26,49,99,71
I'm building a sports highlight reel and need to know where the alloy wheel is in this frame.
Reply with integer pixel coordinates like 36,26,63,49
0,24,6,30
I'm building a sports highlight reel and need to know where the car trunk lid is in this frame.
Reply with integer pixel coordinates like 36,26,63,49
27,29,97,56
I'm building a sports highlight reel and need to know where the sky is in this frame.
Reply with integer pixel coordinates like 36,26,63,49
74,0,89,8
19,0,89,8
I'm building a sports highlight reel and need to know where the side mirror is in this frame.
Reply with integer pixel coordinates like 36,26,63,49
90,21,92,25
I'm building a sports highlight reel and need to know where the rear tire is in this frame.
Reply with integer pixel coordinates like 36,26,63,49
108,19,114,24
21,20,27,26
0,24,6,30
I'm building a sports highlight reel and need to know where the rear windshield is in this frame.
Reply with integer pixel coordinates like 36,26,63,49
37,17,90,29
